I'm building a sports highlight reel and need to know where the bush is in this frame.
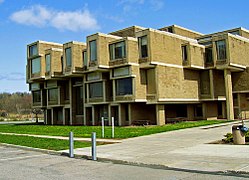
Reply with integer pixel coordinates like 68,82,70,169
223,131,249,143
223,133,233,143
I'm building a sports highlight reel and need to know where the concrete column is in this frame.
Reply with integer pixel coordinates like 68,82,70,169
128,104,132,125
156,104,165,125
62,108,65,125
187,105,194,120
92,106,95,125
209,70,214,99
69,78,73,125
118,105,122,126
108,105,111,126
51,108,54,125
224,69,234,120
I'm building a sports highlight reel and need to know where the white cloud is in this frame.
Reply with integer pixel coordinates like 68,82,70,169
118,0,163,12
51,9,99,32
10,5,51,27
10,5,99,32
150,0,164,11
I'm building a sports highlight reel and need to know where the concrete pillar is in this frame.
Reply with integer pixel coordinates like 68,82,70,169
128,104,132,125
51,108,54,125
187,105,194,120
156,104,165,125
209,70,214,99
69,78,73,125
224,69,234,120
91,106,95,125
118,105,122,126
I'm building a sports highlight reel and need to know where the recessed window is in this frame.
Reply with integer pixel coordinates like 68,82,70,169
76,86,83,115
45,54,51,73
32,90,41,103
181,45,188,61
116,78,133,96
83,51,88,66
89,82,103,98
90,40,97,61
216,40,227,60
48,88,58,102
205,47,213,63
138,36,148,58
109,41,126,60
29,44,38,57
65,48,72,67
31,57,41,74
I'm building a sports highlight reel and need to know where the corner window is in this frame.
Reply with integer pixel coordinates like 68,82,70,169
216,40,227,60
138,36,148,58
116,78,133,96
65,48,72,67
45,54,51,73
31,57,41,74
90,40,97,61
89,82,103,98
181,45,188,61
29,44,38,57
83,51,88,66
109,41,126,60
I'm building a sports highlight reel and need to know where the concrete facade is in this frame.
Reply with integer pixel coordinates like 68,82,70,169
26,25,249,126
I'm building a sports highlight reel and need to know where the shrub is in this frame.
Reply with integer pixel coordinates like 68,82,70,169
223,131,249,143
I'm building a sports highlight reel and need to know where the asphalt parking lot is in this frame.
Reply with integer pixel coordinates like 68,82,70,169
1,145,249,180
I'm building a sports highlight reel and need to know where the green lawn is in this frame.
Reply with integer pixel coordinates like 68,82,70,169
0,134,93,151
0,120,228,139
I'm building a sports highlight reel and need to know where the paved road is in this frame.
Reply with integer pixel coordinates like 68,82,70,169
0,146,248,180
64,121,249,173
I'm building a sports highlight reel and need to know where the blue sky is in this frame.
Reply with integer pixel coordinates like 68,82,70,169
0,0,249,93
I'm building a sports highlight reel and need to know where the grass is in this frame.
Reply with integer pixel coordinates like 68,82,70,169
0,134,93,151
0,120,229,139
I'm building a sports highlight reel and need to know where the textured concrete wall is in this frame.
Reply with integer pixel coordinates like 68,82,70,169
157,66,199,99
232,68,249,92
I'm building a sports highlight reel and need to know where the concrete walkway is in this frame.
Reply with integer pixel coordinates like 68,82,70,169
60,121,249,173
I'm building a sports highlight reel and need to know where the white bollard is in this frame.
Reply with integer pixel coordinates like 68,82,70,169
92,132,97,161
101,117,104,138
112,117,115,138
69,131,74,158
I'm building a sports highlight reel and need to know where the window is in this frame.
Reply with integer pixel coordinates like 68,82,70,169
90,40,97,61
168,27,173,33
138,36,148,58
45,54,51,73
205,47,213,63
116,78,133,96
65,48,72,67
195,105,203,117
216,40,227,60
31,57,41,74
109,41,126,60
76,86,83,115
83,51,88,66
48,88,58,102
89,82,103,98
181,45,188,61
29,44,38,57
32,90,41,103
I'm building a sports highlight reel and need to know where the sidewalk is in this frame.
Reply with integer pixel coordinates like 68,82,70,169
60,121,249,173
